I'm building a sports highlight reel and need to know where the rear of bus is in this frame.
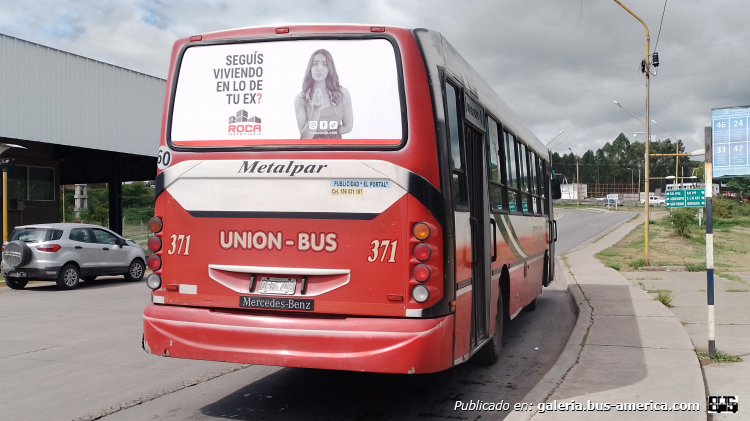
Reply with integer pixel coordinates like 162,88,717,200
142,25,455,374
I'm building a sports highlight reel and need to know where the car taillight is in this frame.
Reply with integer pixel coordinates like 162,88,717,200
147,255,162,271
37,244,61,252
147,236,162,252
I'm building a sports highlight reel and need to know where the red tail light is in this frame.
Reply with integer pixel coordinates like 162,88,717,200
413,264,430,282
147,236,162,252
147,255,162,271
413,243,431,261
37,244,61,252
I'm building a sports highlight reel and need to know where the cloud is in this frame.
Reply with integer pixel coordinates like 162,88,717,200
0,0,748,154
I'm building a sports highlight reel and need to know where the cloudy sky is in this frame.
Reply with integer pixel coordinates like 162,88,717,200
2,0,748,154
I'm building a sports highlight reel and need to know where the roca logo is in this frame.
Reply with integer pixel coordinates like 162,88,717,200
227,109,261,136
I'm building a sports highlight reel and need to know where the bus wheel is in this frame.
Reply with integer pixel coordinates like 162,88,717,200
477,294,505,365
525,297,538,312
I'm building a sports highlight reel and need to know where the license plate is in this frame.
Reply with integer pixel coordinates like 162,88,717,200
258,277,296,295
240,296,314,311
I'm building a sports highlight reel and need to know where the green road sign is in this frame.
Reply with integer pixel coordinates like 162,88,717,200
685,189,706,207
666,189,705,208
666,190,685,207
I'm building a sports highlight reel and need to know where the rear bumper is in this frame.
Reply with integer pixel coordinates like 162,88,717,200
2,266,61,280
143,304,454,374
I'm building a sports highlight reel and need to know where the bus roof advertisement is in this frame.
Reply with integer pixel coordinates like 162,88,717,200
171,39,403,147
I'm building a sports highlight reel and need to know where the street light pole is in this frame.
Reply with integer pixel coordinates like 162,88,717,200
612,0,656,265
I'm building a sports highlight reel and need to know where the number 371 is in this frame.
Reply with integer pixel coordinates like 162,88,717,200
368,240,397,263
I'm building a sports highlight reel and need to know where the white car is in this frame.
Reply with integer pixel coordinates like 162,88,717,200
1,223,146,290
640,196,666,206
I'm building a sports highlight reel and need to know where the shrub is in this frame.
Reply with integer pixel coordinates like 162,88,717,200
712,198,734,218
669,208,698,237
629,258,646,269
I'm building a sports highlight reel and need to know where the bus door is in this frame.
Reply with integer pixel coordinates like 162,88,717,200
463,95,491,348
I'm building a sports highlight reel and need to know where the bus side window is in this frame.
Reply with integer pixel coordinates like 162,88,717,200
504,132,519,212
518,144,531,214
486,117,504,211
529,151,539,214
446,83,468,210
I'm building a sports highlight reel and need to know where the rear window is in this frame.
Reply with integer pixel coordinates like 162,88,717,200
170,38,403,147
9,229,49,243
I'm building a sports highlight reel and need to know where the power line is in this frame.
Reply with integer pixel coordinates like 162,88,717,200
654,0,668,52
491,35,750,87
523,91,750,125
483,21,750,83
506,62,750,105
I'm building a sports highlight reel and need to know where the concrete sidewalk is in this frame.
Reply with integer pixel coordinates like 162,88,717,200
508,218,706,420
621,270,750,420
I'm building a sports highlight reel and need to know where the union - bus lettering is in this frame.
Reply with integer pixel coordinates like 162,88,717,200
238,160,328,176
297,232,338,252
220,230,283,250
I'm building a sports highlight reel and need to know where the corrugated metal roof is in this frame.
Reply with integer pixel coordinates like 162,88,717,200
0,33,165,157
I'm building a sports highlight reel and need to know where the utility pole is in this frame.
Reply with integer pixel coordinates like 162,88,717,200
613,0,659,265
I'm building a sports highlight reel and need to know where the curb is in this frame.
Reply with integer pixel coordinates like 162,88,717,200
504,258,593,421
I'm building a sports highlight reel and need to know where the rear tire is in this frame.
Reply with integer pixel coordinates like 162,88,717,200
125,259,145,282
56,264,80,290
477,292,506,365
4,277,28,289
525,297,538,312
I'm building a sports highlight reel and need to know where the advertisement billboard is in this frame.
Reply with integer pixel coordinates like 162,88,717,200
171,39,403,147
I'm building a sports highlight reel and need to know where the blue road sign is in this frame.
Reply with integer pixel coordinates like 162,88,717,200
712,106,750,178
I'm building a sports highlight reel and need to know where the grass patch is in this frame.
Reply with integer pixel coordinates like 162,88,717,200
717,272,748,284
685,262,707,272
696,350,743,363
647,288,672,294
726,289,749,292
605,262,621,271
698,289,706,292
560,254,570,268
655,290,674,307
581,330,589,347
628,258,647,269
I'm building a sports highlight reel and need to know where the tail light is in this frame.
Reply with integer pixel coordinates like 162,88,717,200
148,217,163,233
410,221,437,304
412,222,430,240
147,255,162,271
147,274,162,290
37,244,61,252
413,264,430,282
412,285,429,303
413,243,431,261
147,236,162,252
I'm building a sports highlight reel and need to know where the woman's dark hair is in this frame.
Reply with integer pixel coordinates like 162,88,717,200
302,49,344,107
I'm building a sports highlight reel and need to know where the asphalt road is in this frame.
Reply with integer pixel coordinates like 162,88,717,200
0,208,633,421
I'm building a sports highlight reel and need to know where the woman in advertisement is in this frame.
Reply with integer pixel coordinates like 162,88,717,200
294,49,353,139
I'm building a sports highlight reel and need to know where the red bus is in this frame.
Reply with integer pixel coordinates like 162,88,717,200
142,24,561,374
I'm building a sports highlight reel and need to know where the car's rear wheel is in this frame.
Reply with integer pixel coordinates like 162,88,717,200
56,264,80,290
4,277,28,289
125,259,145,282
